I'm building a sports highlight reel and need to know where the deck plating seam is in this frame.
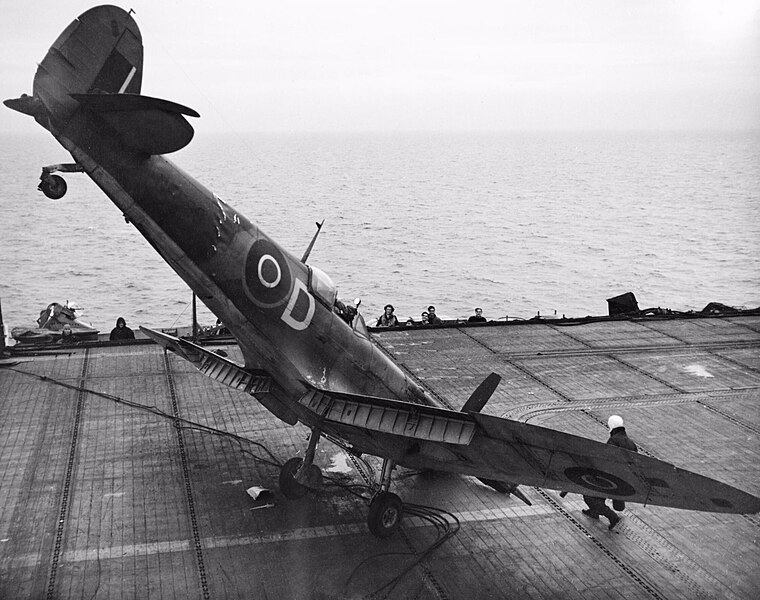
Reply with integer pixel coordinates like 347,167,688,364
46,349,89,600
537,489,666,600
163,352,211,600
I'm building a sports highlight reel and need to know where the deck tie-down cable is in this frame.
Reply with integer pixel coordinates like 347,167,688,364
10,365,462,597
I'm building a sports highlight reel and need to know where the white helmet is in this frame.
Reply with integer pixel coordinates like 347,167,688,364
608,415,624,431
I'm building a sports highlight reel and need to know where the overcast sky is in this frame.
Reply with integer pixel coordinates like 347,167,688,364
2,0,759,133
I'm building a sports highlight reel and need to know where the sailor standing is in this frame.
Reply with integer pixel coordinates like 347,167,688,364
110,317,135,341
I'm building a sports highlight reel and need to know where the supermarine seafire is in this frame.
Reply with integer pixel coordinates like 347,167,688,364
5,5,759,537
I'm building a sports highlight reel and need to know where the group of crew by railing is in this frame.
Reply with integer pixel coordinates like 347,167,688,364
374,304,488,328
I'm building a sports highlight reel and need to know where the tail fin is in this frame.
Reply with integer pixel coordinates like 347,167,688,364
12,5,198,155
34,6,143,125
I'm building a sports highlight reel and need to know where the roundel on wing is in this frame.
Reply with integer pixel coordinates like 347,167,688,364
564,467,636,497
243,238,292,308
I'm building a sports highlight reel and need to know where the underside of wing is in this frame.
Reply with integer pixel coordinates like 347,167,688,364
468,412,760,514
297,385,760,515
140,327,270,394
140,327,301,426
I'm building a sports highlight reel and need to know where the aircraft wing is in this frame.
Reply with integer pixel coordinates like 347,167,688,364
298,385,760,514
140,327,270,395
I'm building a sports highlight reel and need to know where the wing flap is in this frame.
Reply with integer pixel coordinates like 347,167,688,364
299,386,476,445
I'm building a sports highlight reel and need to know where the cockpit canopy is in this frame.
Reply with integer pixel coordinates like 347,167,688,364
308,265,369,337
308,265,337,308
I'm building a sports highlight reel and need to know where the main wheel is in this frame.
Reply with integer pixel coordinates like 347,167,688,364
39,174,67,199
279,458,308,499
279,458,323,499
367,492,403,538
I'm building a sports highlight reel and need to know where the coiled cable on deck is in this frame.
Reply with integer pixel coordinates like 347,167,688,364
344,502,459,599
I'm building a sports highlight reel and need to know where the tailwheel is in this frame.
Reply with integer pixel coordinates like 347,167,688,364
368,491,403,538
38,174,67,199
278,458,323,499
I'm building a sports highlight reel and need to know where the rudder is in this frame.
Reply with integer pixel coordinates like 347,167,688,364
33,5,143,125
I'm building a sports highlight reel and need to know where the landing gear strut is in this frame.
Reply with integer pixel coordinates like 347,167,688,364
367,458,403,538
279,429,324,499
278,434,404,538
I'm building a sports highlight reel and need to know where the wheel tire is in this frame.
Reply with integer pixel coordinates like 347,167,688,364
305,464,323,490
279,457,309,499
39,174,67,199
367,492,403,538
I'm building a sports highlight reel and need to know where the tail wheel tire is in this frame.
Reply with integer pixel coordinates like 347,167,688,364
39,174,67,199
367,492,403,538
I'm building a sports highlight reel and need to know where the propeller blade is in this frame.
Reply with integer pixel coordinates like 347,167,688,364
462,372,502,413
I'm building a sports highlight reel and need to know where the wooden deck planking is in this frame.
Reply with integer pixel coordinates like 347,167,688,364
0,314,757,599
545,320,685,350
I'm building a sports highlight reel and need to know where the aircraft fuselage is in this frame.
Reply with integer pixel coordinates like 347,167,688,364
44,109,431,425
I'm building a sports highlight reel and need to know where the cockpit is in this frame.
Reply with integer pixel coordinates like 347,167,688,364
307,265,337,308
308,265,368,337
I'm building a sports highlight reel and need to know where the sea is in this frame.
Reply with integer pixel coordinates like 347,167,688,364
1,130,758,333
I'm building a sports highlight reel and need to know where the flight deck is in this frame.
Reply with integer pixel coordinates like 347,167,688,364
1,313,758,599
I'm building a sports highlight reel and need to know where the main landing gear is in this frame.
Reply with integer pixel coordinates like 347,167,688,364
37,163,84,199
278,429,404,538
367,458,403,538
278,429,324,498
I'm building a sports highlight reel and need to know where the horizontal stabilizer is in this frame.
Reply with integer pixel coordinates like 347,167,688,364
3,95,46,118
70,93,197,154
71,93,199,117
140,327,270,395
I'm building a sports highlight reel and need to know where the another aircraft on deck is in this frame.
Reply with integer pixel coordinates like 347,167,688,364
6,5,760,537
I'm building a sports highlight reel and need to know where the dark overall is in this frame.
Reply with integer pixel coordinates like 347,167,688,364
583,427,638,526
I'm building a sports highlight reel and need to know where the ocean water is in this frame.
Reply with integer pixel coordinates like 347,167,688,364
1,130,758,332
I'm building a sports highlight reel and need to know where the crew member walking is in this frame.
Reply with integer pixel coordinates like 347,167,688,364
582,415,638,530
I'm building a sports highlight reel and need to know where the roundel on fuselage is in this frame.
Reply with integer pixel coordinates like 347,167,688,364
243,238,293,308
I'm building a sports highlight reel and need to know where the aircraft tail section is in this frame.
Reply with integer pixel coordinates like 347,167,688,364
6,5,197,155
34,5,143,125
